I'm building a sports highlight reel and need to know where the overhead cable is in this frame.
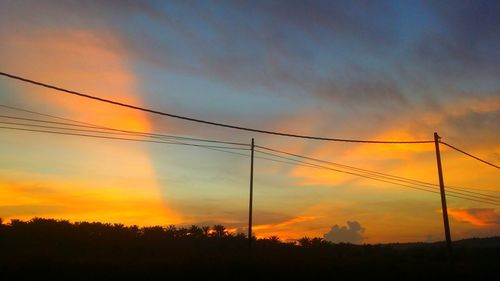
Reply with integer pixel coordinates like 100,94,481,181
0,72,434,144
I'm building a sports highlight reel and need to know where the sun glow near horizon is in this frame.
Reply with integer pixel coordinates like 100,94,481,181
0,28,181,226
0,1,499,243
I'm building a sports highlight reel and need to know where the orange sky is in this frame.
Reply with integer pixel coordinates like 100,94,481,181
0,28,181,226
0,1,499,243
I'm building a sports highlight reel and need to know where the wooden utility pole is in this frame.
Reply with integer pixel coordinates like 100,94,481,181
434,132,452,257
248,138,255,256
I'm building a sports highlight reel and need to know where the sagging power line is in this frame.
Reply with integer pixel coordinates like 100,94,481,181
441,141,500,170
0,72,434,144
0,125,248,151
1,112,498,206
1,73,497,170
1,71,499,259
255,145,500,197
253,149,500,206
2,104,498,195
0,113,249,147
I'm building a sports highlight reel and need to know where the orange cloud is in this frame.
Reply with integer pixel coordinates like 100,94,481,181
252,215,321,240
2,24,498,245
286,134,435,189
448,208,500,226
281,95,500,190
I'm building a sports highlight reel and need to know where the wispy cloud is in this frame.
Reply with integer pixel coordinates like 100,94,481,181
0,0,499,242
448,208,500,227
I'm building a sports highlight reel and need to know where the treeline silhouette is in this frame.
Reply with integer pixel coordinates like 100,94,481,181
0,218,498,279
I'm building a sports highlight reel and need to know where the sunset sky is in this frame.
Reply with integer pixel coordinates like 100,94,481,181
0,0,499,243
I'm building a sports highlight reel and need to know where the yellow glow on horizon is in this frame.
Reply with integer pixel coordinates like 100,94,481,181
0,28,181,226
0,27,498,244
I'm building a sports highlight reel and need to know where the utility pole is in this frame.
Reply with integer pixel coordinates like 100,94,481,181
434,132,452,258
248,138,255,257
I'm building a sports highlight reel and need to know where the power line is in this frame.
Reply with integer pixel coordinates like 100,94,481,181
1,121,498,206
0,106,250,147
0,105,258,163
2,105,498,197
0,72,434,144
254,152,443,195
254,150,500,206
4,107,259,162
1,102,497,204
2,105,498,199
0,121,260,162
0,122,256,169
254,149,500,206
256,145,500,197
0,120,155,137
445,185,500,197
0,126,248,151
446,186,500,194
0,104,93,126
254,148,500,203
441,141,500,170
0,113,257,163
0,114,248,147
12,104,497,194
2,108,497,200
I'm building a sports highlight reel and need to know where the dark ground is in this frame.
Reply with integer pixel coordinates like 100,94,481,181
0,218,498,280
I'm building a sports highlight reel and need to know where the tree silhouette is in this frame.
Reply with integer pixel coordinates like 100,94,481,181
268,235,280,243
0,217,499,279
164,224,177,238
297,237,312,247
212,224,226,238
202,225,211,237
143,226,165,239
176,227,188,238
188,225,204,238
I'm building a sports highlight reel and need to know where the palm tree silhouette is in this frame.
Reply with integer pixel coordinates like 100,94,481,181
202,226,211,237
188,225,204,238
298,237,312,247
212,224,226,238
165,225,177,238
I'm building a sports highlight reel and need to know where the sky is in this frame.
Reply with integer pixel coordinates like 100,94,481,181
0,0,499,243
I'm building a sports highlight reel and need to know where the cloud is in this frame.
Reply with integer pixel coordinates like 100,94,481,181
448,208,500,226
252,215,321,240
323,221,365,243
302,68,409,118
1,0,499,244
0,0,402,102
414,0,500,81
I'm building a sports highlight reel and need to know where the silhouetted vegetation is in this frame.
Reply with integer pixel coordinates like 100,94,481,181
0,218,498,279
